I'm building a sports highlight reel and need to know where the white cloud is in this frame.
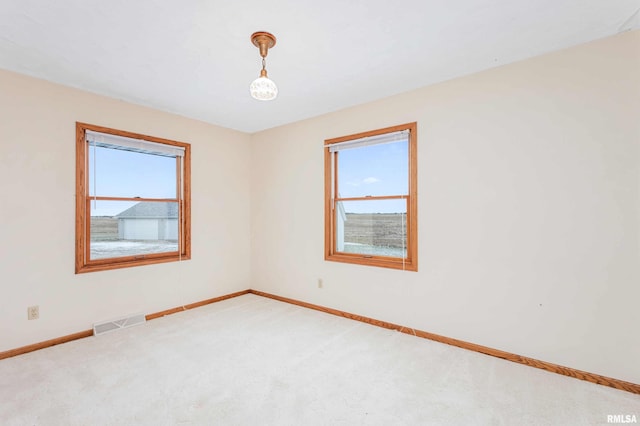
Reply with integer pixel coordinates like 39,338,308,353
362,177,380,184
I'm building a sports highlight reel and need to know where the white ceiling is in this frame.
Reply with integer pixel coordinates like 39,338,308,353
1,1,638,133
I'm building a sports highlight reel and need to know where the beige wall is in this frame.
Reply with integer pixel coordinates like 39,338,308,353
0,70,251,351
250,31,640,384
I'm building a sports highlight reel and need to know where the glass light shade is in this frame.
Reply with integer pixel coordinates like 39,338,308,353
250,76,278,101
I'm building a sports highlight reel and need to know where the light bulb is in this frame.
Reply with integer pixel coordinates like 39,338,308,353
250,76,278,101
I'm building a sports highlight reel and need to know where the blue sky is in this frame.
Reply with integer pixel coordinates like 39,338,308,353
89,146,176,216
337,140,408,213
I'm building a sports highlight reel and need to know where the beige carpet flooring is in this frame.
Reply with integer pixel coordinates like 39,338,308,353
0,294,638,425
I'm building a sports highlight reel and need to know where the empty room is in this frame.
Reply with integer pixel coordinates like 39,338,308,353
1,1,639,425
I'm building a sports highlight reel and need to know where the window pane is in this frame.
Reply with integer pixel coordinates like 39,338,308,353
90,200,179,260
335,199,407,258
337,139,408,198
88,146,177,198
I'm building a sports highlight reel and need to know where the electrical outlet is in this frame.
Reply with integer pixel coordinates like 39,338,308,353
318,278,323,289
27,305,39,320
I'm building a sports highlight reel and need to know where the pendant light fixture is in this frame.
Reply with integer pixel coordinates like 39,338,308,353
249,31,278,101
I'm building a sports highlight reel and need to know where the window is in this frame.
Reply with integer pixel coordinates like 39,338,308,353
75,123,191,273
324,122,417,271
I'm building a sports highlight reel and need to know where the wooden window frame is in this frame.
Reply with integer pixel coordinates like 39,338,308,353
324,122,418,271
75,122,191,273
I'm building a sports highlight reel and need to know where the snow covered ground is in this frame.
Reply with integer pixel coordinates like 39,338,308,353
91,240,178,259
343,242,406,258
